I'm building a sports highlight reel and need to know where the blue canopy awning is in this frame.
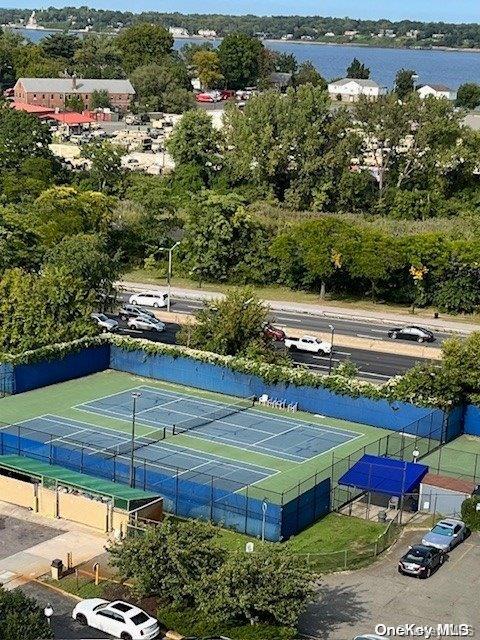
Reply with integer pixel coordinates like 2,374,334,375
338,454,428,497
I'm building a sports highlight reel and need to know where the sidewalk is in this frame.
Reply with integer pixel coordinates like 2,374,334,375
118,280,478,335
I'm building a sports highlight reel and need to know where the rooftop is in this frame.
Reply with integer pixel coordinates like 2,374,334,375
329,78,381,88
16,77,135,95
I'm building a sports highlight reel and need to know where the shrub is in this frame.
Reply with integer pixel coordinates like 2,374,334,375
461,496,480,530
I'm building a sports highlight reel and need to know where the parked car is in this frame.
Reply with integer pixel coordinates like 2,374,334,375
119,304,156,321
387,326,435,343
72,599,159,640
284,335,332,355
127,316,166,332
398,544,445,578
129,291,169,308
421,518,467,551
263,323,286,342
91,313,118,333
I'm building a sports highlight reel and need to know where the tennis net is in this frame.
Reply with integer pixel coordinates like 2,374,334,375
102,427,167,459
172,396,255,436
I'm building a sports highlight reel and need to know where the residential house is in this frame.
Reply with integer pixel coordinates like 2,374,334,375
417,84,457,101
198,29,217,38
344,30,358,38
14,77,135,113
168,26,189,38
268,72,292,91
328,78,387,102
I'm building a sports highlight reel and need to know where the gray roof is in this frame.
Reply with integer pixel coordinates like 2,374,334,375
329,78,380,88
269,72,293,86
17,77,135,95
420,83,453,92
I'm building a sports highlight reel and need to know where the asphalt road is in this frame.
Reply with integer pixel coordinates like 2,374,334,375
109,314,428,381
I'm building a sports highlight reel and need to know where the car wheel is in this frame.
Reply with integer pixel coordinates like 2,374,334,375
317,349,326,356
391,332,397,339
417,337,425,343
289,345,297,351
439,554,445,565
120,633,132,640
422,568,431,579
153,302,159,308
397,567,403,574
76,614,87,626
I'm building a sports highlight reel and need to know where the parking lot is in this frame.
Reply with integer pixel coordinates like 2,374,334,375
300,528,480,640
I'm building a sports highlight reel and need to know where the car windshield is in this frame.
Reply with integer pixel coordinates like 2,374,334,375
96,314,108,321
405,548,428,561
93,603,108,612
431,524,454,537
131,612,149,625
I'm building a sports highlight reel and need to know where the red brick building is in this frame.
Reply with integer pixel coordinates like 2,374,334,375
14,77,135,113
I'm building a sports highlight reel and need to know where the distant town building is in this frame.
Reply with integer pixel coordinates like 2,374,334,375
328,78,387,102
432,33,445,40
417,84,457,101
406,29,421,39
378,28,396,38
268,72,293,91
324,32,336,37
344,30,358,37
14,77,135,113
168,26,189,38
281,34,294,40
197,29,217,38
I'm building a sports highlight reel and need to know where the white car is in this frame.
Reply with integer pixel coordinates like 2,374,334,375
91,313,119,333
284,335,332,355
127,316,166,332
129,291,169,308
72,599,159,640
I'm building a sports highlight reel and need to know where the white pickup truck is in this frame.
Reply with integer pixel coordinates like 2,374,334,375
284,335,332,355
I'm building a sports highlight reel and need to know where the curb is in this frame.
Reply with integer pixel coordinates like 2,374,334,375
31,577,82,602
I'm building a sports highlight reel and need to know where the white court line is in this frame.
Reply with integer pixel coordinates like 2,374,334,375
46,428,91,444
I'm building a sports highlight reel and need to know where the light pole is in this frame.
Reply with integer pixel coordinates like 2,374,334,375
412,449,420,463
44,603,53,628
159,242,180,312
328,324,335,375
130,391,141,487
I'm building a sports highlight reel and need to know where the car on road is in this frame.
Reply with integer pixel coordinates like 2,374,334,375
91,313,119,333
398,544,445,578
119,304,156,321
387,326,435,343
421,518,467,551
72,599,159,640
127,316,166,332
284,335,332,355
129,291,169,308
263,323,286,342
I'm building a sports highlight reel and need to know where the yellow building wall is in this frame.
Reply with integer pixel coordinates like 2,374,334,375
59,492,109,531
39,487,58,519
0,475,36,509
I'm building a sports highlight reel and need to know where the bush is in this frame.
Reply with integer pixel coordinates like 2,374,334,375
461,496,480,530
157,607,296,640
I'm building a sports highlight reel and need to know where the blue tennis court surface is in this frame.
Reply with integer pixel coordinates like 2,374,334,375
75,385,362,463
1,415,274,490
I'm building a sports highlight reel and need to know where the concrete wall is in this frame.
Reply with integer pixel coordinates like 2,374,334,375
419,484,469,518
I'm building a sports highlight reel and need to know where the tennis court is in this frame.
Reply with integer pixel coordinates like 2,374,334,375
75,385,362,463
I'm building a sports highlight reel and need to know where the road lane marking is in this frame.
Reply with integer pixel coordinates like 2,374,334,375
276,317,303,323
356,334,386,341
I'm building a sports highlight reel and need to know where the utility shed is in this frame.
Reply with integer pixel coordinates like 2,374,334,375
419,473,475,518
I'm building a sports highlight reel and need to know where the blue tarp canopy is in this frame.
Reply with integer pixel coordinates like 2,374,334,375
338,454,428,497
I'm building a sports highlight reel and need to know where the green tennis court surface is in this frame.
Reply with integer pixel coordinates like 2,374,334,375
422,434,480,482
0,370,392,495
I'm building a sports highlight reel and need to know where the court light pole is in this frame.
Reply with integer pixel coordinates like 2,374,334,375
159,242,180,312
328,324,335,375
129,391,142,487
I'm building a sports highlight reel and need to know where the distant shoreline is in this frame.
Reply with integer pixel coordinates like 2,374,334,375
263,38,480,54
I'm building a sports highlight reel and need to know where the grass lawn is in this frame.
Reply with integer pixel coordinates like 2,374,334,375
43,573,109,599
123,268,480,325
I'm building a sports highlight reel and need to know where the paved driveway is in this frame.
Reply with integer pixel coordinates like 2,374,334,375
300,529,480,640
0,515,64,561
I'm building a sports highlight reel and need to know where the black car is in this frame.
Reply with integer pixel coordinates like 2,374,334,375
398,544,445,578
387,325,435,343
118,304,156,321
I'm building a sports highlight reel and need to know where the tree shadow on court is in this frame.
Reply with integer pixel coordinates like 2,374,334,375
299,582,369,640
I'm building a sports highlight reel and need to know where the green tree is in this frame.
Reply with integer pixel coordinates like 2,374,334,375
73,33,124,78
293,61,327,89
31,186,114,247
196,547,313,628
65,94,85,112
167,110,220,182
0,109,52,171
181,41,214,67
192,49,224,89
395,68,416,100
130,59,194,113
109,519,225,602
81,141,125,194
13,43,65,77
0,266,97,355
346,57,370,79
218,32,264,90
0,31,22,90
0,207,41,274
178,287,270,357
90,89,112,109
41,32,79,61
45,234,121,296
0,586,53,640
456,83,480,110
116,23,174,74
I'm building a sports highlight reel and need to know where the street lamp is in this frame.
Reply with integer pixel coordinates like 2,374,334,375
129,391,141,487
159,242,180,312
44,603,53,627
328,324,335,375
412,449,420,463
